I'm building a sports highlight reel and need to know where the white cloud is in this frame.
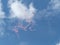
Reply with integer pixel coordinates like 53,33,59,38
8,0,36,22
0,0,6,38
19,42,29,45
56,42,60,45
8,0,60,21
0,0,5,18
0,27,5,37
36,0,60,19
0,19,6,36
48,0,60,11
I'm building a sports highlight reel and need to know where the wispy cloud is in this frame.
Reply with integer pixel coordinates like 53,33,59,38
56,42,60,45
19,41,29,45
49,0,60,10
0,0,5,18
36,0,60,19
7,0,60,37
0,19,6,38
0,0,6,38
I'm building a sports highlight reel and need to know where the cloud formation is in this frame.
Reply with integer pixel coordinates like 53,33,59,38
0,0,6,38
0,0,58,39
0,0,5,18
8,0,36,22
56,42,60,45
49,0,60,10
19,41,29,45
36,0,60,19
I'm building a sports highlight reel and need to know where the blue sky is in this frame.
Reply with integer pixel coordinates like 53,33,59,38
0,0,60,45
